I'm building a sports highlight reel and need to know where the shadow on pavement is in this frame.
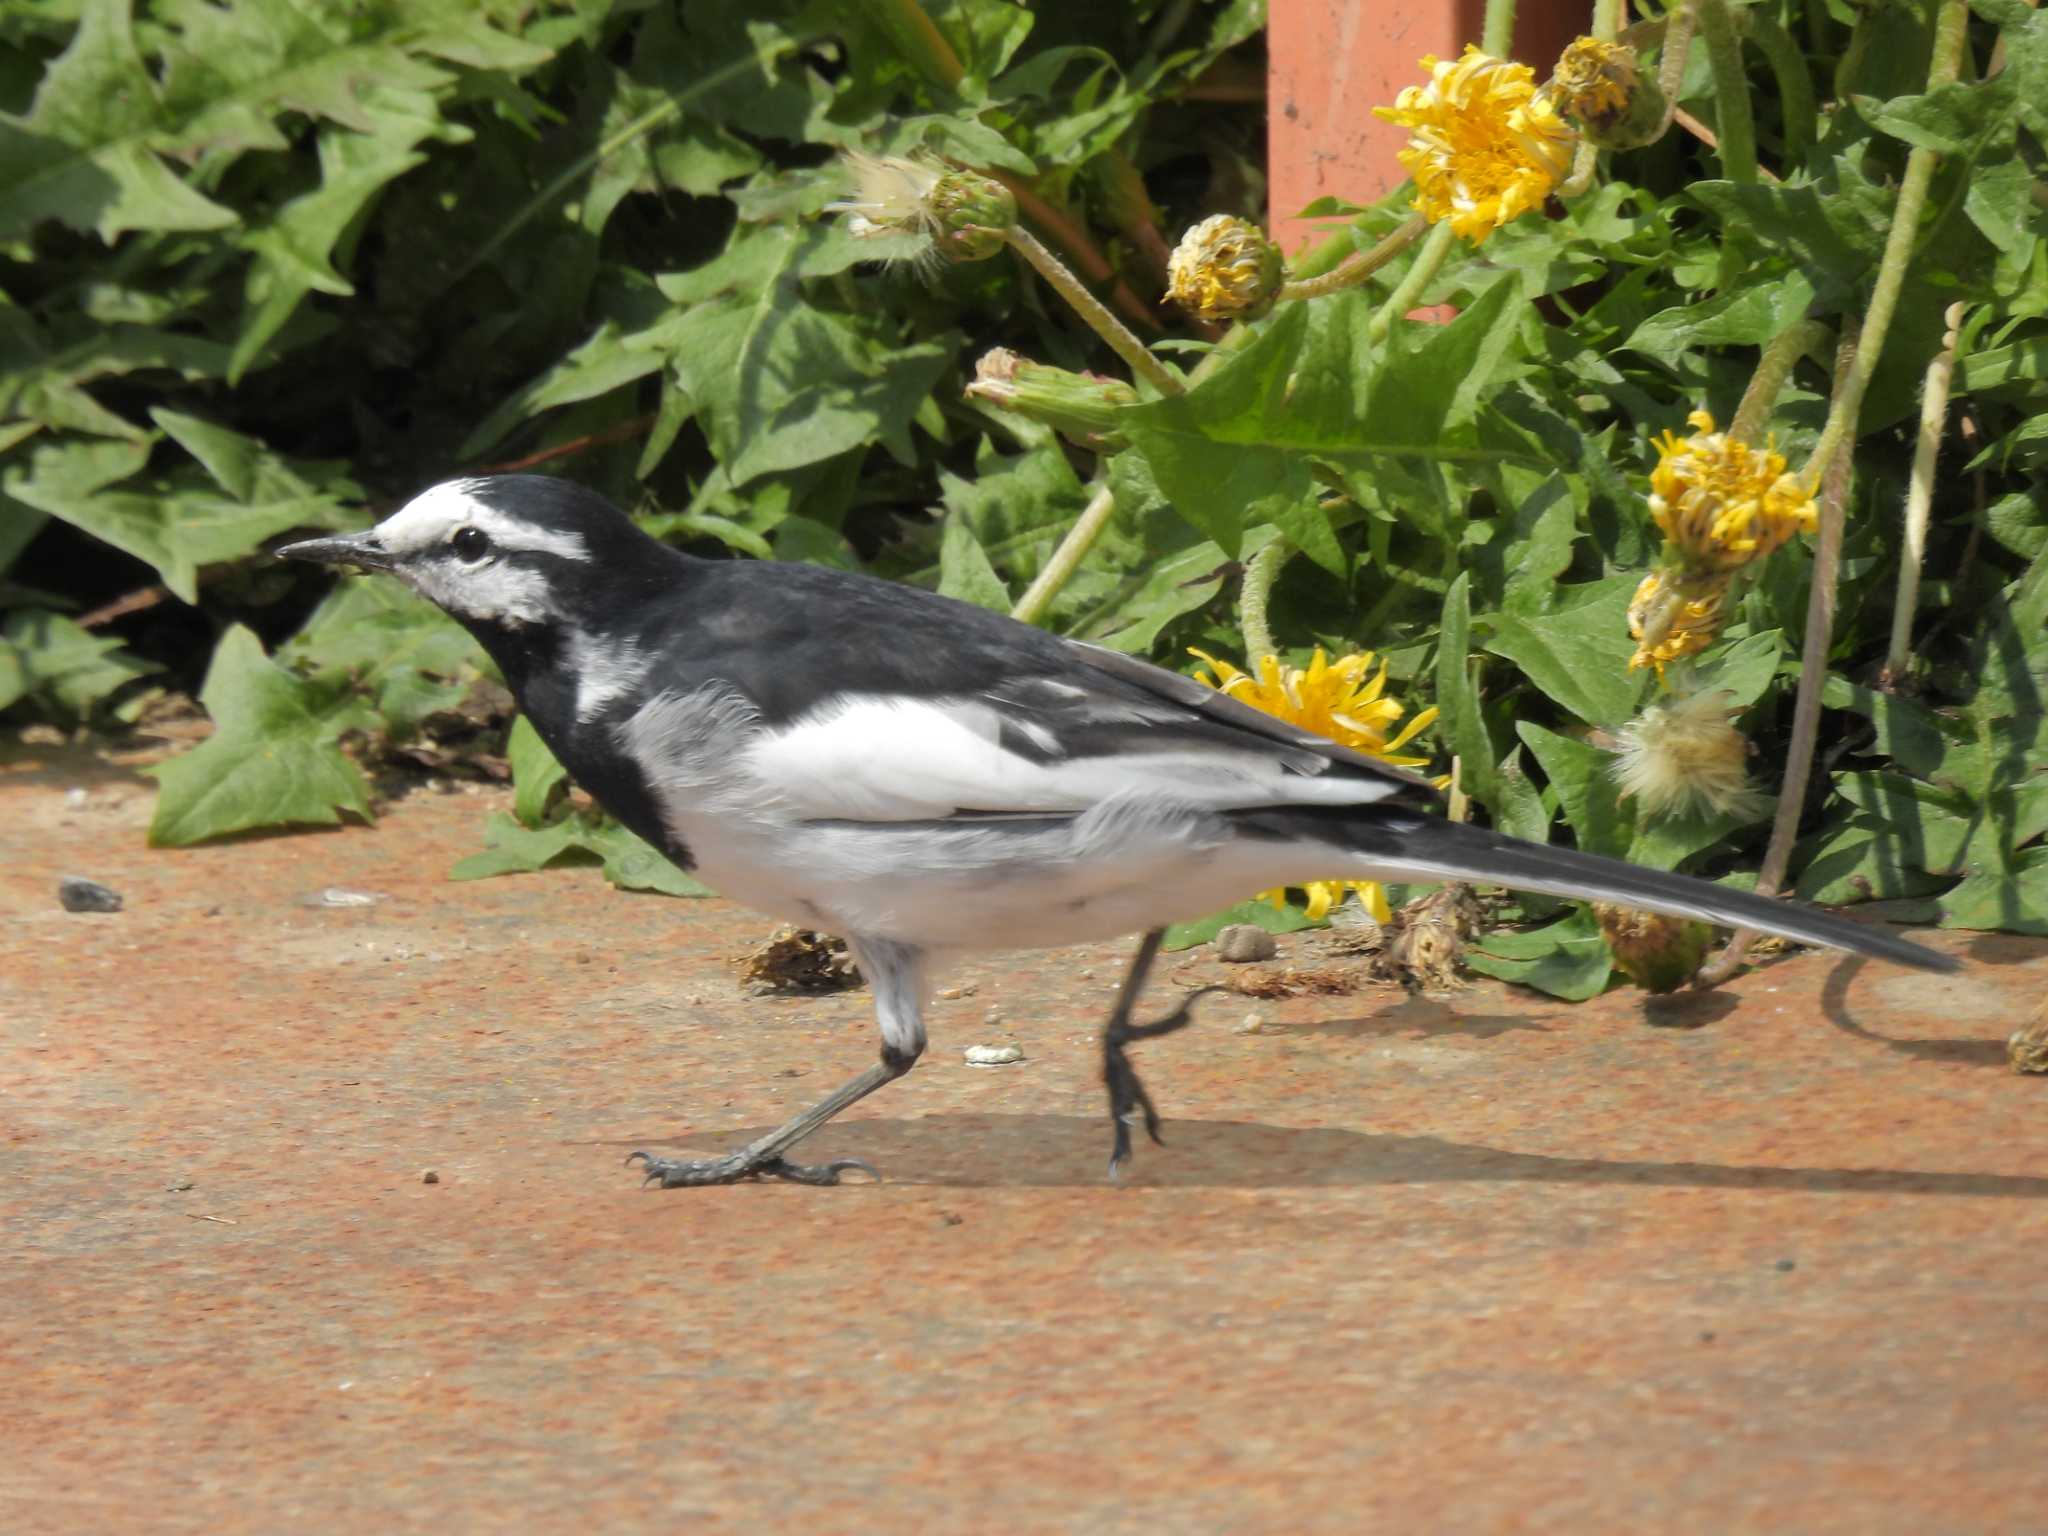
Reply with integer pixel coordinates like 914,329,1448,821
613,1112,2048,1195
1821,954,2012,1068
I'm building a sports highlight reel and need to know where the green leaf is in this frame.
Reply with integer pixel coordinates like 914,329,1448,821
278,574,482,736
1434,573,1496,806
1464,909,1613,1001
1482,577,1643,729
937,512,1010,611
146,624,373,846
1162,896,1319,952
0,0,235,240
1626,271,1818,358
0,608,156,718
452,809,711,897
1121,282,1534,556
507,714,567,828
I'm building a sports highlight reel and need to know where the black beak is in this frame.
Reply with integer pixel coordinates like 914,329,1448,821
276,533,395,572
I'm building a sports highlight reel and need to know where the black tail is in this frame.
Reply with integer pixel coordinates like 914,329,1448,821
1241,806,1959,974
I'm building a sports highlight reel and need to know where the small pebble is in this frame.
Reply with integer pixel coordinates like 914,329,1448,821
421,1169,440,1185
1215,924,1277,963
964,1044,1024,1067
64,787,89,809
303,887,383,908
1235,1012,1267,1036
58,876,122,914
936,984,978,1001
982,1005,1003,1025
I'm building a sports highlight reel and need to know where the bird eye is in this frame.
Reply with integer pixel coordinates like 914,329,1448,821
452,526,491,562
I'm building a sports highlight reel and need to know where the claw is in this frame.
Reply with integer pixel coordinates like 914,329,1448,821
624,1148,882,1189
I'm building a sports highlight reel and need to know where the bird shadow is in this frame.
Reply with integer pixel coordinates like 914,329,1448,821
1284,992,1550,1041
606,1110,2048,1196
1821,954,2012,1068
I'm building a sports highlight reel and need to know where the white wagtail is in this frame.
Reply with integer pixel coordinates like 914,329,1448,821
280,475,1955,1187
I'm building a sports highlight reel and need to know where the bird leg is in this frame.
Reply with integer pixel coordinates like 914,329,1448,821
1102,928,1221,1179
627,936,928,1190
625,1048,914,1188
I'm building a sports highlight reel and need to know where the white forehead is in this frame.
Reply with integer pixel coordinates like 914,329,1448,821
375,479,590,562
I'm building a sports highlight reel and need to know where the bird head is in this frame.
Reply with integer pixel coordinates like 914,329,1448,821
277,475,653,636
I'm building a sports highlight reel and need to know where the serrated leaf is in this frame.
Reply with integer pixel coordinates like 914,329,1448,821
146,624,373,845
1482,577,1643,729
452,809,710,897
1626,271,1818,358
1,607,156,717
279,574,482,735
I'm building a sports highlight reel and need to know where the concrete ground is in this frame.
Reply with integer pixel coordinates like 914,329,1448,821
5,738,2046,1533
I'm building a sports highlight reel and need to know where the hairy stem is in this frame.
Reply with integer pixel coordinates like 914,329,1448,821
1004,228,1183,396
1655,2,1700,139
1695,0,1757,183
1238,538,1287,660
1695,321,1860,988
1480,0,1518,57
997,174,1163,337
1883,301,1964,684
1276,214,1427,302
1728,319,1827,443
1369,223,1457,342
1801,0,1971,489
1011,483,1118,626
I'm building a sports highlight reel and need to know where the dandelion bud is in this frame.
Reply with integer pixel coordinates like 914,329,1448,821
1611,688,1763,820
1551,38,1666,150
926,168,1016,262
1165,215,1283,322
964,349,1137,452
1627,568,1729,674
1593,903,1712,993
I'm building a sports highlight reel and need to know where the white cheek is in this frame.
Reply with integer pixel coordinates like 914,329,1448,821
404,559,553,627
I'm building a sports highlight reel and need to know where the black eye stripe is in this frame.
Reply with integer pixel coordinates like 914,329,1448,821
452,526,491,561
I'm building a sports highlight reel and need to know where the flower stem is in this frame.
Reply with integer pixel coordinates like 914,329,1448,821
863,0,965,91
1882,300,1964,686
1004,227,1183,396
1728,318,1826,443
1695,0,1757,183
1276,214,1427,303
1694,321,1860,989
1239,537,1286,660
1800,0,1971,490
1010,482,1117,626
1369,222,1456,342
1479,0,1518,57
1655,2,1700,140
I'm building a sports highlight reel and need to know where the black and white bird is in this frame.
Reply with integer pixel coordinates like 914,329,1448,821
280,475,1955,1187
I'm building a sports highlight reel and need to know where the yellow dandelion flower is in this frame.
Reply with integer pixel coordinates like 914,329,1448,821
1627,569,1729,674
1165,215,1283,322
1189,647,1440,921
1373,46,1578,243
1649,410,1819,572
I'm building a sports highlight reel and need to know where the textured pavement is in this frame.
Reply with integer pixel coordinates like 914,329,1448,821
5,738,2046,1533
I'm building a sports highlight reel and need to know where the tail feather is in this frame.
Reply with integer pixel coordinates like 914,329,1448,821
1242,806,1958,974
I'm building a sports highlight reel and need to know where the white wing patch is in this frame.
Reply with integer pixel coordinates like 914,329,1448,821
567,631,650,721
741,694,1403,820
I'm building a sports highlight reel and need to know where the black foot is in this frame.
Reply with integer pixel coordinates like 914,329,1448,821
624,1149,880,1189
1103,986,1222,1180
